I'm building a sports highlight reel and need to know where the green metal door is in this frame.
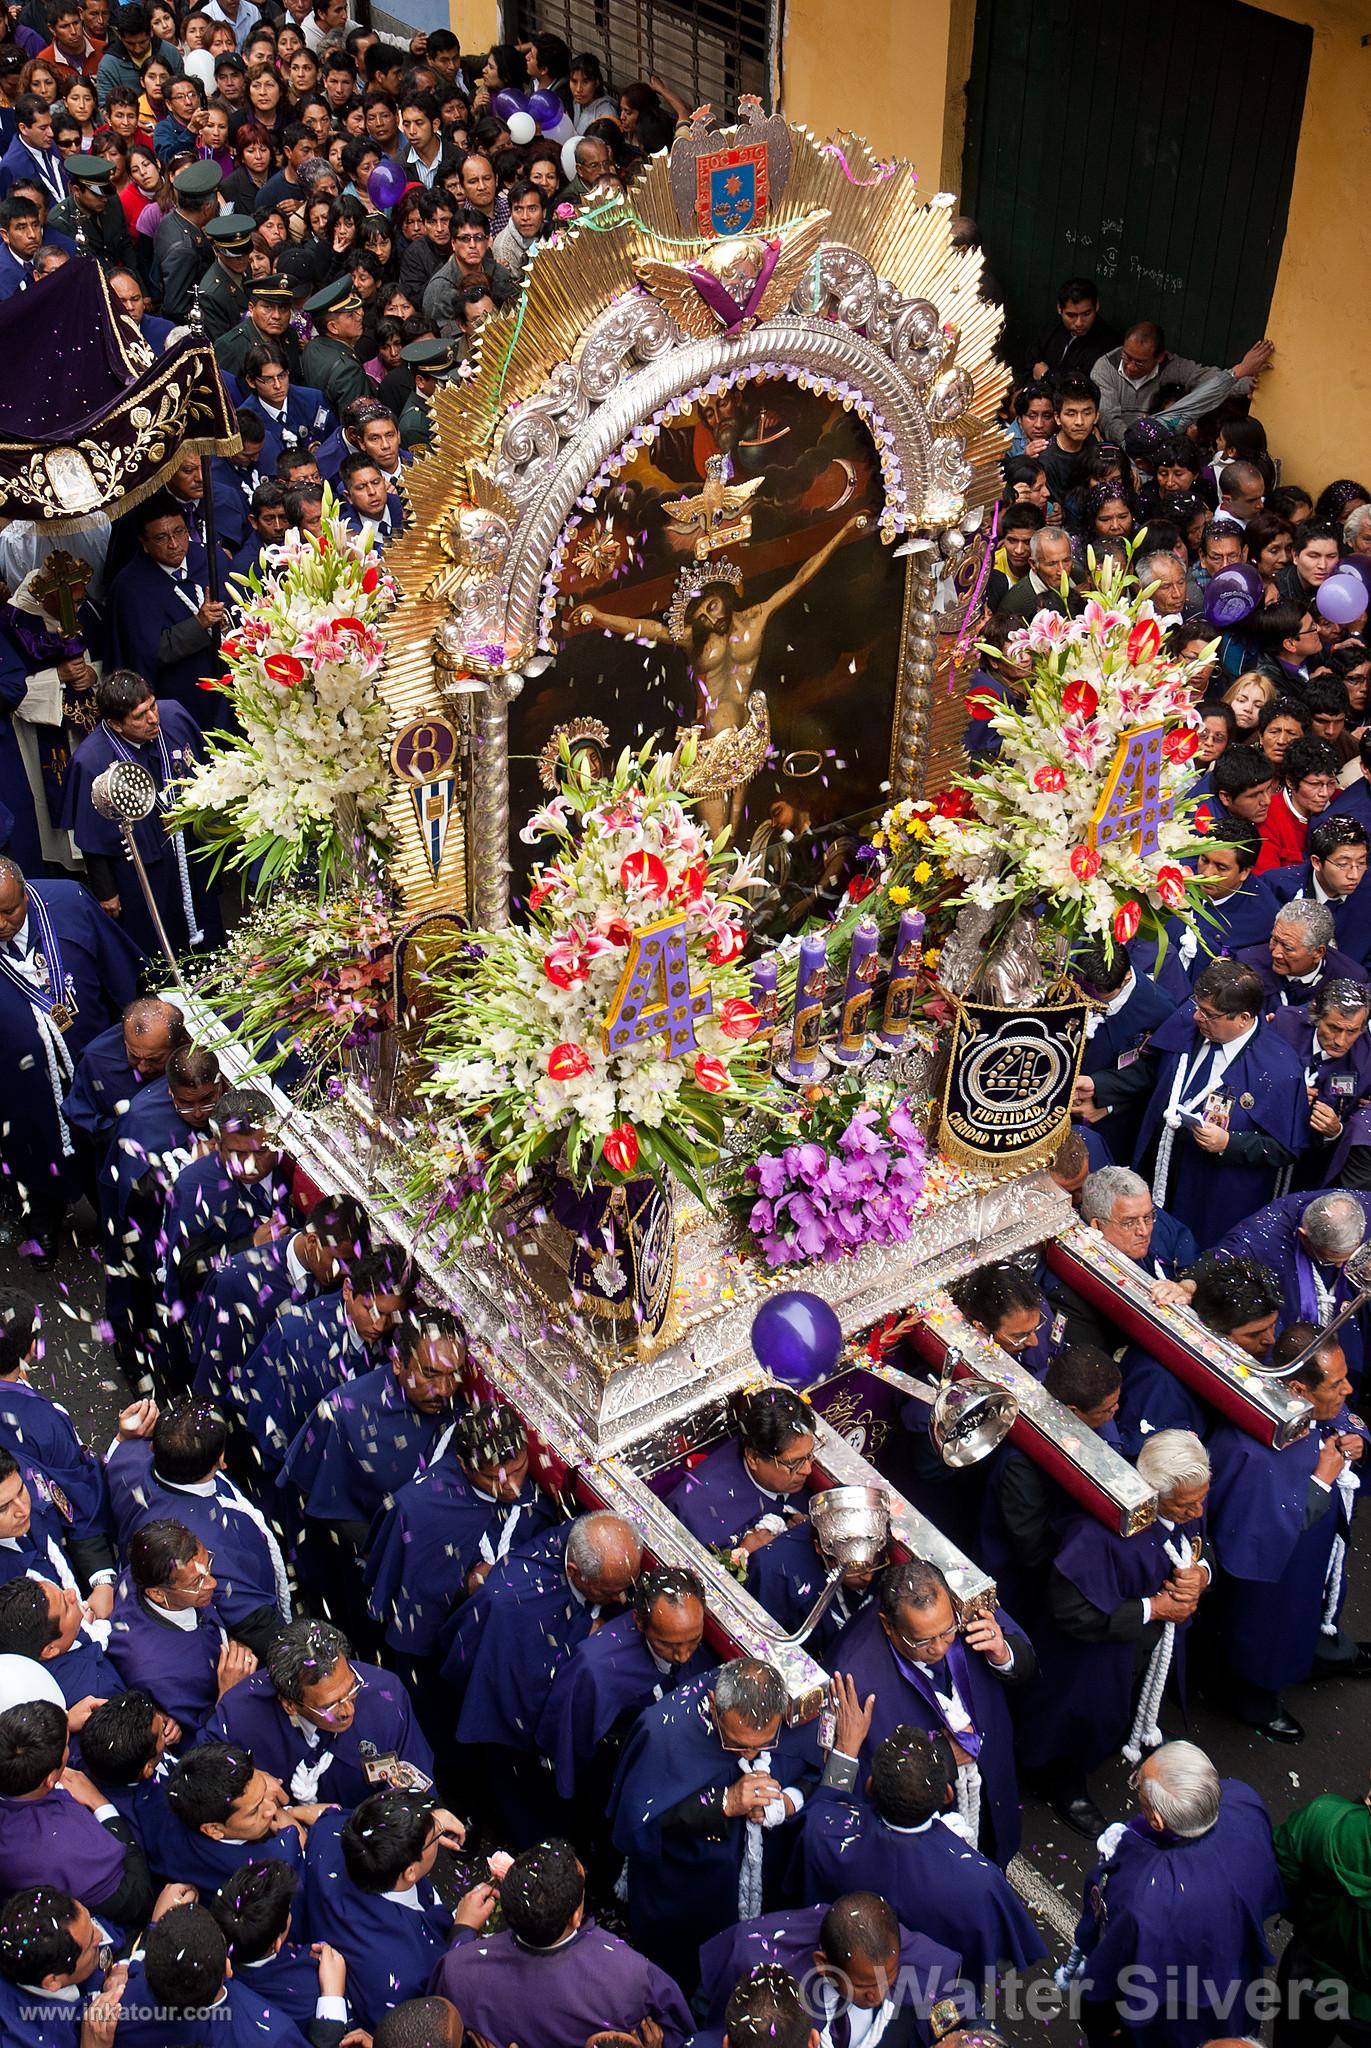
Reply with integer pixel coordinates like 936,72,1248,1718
961,0,1311,375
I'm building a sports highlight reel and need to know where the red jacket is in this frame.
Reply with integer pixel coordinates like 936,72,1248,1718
1257,787,1311,873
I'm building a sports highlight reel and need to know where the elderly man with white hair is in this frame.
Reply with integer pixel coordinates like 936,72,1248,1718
1213,1188,1371,1387
1237,897,1363,1011
1067,1739,1283,2048
1016,1430,1210,1840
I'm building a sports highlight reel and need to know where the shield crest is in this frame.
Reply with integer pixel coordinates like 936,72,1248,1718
697,144,768,236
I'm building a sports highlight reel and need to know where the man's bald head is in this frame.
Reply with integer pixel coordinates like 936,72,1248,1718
123,998,189,1076
564,1510,642,1604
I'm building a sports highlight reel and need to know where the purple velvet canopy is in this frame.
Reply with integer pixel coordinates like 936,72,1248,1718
0,258,238,529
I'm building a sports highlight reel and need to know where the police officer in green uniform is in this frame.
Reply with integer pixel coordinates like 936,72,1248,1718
48,156,134,271
214,271,302,381
194,212,255,341
397,335,458,453
300,276,373,415
154,158,220,322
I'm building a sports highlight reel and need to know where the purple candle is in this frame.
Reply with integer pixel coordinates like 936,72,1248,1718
787,931,827,1079
750,955,779,1074
835,916,880,1061
879,908,926,1047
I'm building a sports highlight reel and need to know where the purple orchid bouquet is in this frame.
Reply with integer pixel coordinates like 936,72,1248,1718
741,1088,928,1268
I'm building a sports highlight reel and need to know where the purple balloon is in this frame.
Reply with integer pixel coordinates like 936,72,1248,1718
526,87,564,131
366,160,409,210
492,88,529,120
1335,556,1371,608
1317,570,1368,625
1203,563,1262,628
751,1290,843,1388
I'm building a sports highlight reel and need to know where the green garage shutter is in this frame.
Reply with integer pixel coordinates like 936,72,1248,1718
961,0,1311,375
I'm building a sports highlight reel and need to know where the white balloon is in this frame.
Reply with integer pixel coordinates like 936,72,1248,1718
545,112,575,146
561,135,580,180
0,1654,64,1716
507,111,536,145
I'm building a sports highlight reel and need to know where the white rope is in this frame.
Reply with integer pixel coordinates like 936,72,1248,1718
1122,1534,1190,1763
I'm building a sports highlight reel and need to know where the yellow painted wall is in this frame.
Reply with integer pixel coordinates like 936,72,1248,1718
453,0,500,46
778,0,1369,485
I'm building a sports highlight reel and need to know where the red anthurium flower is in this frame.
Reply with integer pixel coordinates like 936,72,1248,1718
847,875,876,903
719,997,760,1039
705,924,746,965
543,951,589,989
619,850,669,897
1162,727,1199,764
1113,899,1142,943
603,1122,639,1173
694,1054,729,1092
965,688,998,721
1156,865,1187,909
332,616,366,636
547,1042,592,1081
1062,679,1099,719
1127,618,1162,665
1193,803,1213,836
528,878,556,913
219,636,243,663
264,653,305,687
671,858,709,903
1069,844,1101,881
934,787,974,819
361,565,380,593
1033,765,1067,793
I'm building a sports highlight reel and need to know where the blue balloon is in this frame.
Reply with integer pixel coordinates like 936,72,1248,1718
751,1290,843,1388
1202,563,1262,627
366,160,410,211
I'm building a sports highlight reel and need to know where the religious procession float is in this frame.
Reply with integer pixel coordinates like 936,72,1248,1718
88,107,1317,1715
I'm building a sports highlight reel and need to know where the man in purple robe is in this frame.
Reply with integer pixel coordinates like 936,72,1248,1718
1213,1188,1371,1388
209,1616,434,1806
1116,1252,1284,1457
745,1509,883,1664
1271,983,1371,1189
698,1893,963,2048
0,858,142,1264
441,1509,642,1848
61,671,220,959
234,1247,411,1477
107,1518,250,1739
158,1087,291,1388
828,1557,1034,1868
431,1837,695,2048
107,1400,291,1660
539,1564,712,1805
665,1387,816,1550
207,1857,360,2039
60,996,187,1149
1075,944,1177,1164
0,1885,121,2048
1236,900,1365,1011
115,1899,352,2048
1208,1324,1369,1742
190,1190,369,1400
0,1289,114,1575
280,1309,465,1555
607,1657,820,1994
1105,959,1309,1249
0,1577,122,1710
1015,1429,1211,1836
1265,812,1371,967
301,1790,472,2031
140,1740,317,1892
0,1448,86,1595
100,1045,225,1381
793,1684,1044,1986
364,1399,554,1666
103,494,227,727
0,1698,153,1933
1066,1741,1283,2048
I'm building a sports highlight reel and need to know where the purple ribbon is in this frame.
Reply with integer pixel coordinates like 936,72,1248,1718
885,1634,982,1758
686,239,782,333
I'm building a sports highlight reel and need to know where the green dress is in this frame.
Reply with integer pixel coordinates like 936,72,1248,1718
1275,1793,1371,2021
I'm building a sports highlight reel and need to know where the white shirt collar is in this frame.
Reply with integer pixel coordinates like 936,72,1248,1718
1103,972,1136,1019
380,1883,423,1911
158,1473,218,1498
285,1235,310,1290
143,1595,199,1631
8,916,29,955
19,1979,79,2000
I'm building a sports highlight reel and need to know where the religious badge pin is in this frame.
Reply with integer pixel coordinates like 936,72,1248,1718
1239,1091,1255,1110
1116,1046,1139,1069
362,1754,434,1792
1333,1075,1356,1097
32,1473,73,1522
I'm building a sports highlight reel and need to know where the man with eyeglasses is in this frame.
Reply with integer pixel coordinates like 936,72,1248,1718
1043,1166,1198,1357
421,206,515,331
104,489,226,729
209,1617,434,1807
607,1655,820,1996
108,1518,256,1741
829,1556,1034,1869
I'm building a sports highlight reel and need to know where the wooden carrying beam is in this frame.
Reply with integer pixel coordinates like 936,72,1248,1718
897,1292,1158,1536
1044,1221,1313,1449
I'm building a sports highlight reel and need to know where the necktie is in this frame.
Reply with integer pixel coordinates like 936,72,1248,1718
5,939,23,960
827,2007,852,2048
925,1657,954,1699
1184,1041,1215,1096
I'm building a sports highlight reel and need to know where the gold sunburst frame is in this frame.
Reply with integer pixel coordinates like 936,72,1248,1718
382,107,1008,920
